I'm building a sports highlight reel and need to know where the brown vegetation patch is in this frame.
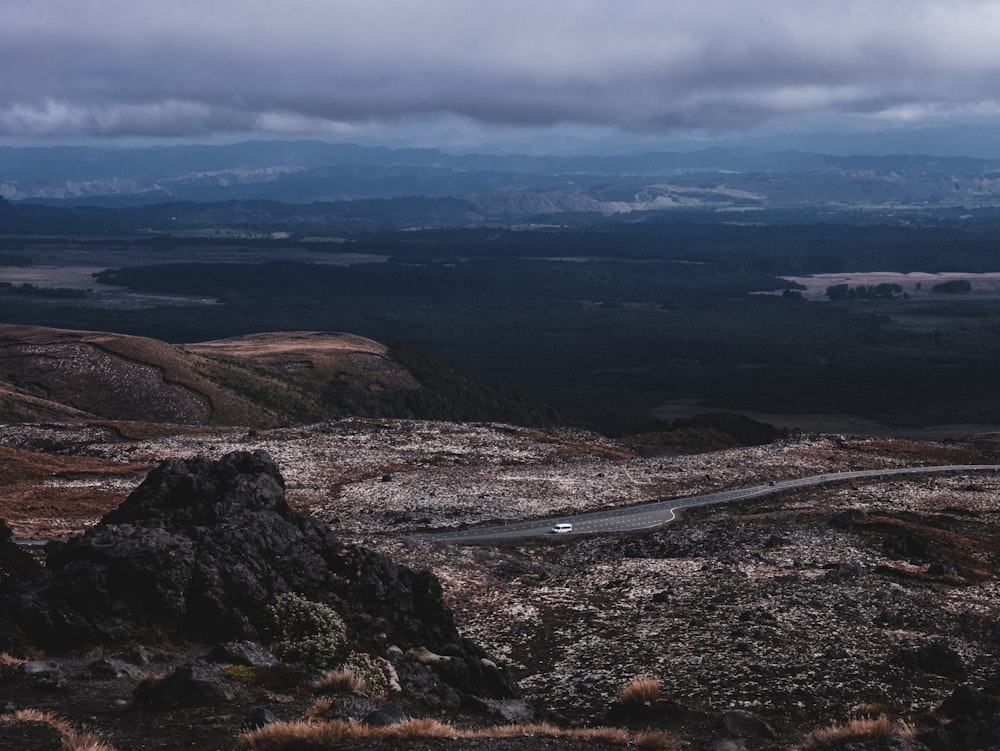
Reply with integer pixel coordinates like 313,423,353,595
236,719,678,751
0,444,143,539
617,676,661,705
849,512,999,580
1,486,125,539
0,445,133,483
0,709,117,751
188,331,420,391
187,330,389,358
797,716,914,750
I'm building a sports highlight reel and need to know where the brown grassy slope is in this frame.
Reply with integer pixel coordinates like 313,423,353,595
0,381,93,423
186,331,418,388
0,325,426,427
0,443,150,538
186,330,420,399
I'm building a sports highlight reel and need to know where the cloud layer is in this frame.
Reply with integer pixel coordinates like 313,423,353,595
4,0,1000,140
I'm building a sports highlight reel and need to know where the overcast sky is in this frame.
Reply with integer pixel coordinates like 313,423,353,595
4,0,1000,151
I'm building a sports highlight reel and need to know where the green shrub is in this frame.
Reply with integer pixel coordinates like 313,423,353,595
342,652,390,697
266,593,347,669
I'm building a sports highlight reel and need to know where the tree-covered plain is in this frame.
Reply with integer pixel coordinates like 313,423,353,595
5,214,1000,431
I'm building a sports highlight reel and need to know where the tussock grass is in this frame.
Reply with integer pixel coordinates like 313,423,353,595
0,651,26,668
311,668,367,694
798,715,915,749
303,698,333,721
236,718,455,749
2,709,118,751
237,718,678,750
618,675,661,705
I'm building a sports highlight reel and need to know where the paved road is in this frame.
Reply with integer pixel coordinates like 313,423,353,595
423,464,1000,544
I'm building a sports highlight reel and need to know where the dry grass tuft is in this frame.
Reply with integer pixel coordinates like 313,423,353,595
0,651,26,668
3,709,118,751
473,723,657,744
8,708,75,736
798,715,915,749
634,729,683,750
303,698,332,721
312,668,367,694
237,717,680,751
618,675,661,705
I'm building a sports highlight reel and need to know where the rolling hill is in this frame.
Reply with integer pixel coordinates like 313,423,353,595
0,325,554,427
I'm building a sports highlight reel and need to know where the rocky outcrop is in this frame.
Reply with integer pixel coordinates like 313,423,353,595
0,450,519,700
920,685,1000,749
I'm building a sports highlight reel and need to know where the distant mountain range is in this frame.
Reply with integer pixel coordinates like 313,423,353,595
4,140,1000,227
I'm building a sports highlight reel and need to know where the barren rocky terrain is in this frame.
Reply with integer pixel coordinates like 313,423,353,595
1,418,999,749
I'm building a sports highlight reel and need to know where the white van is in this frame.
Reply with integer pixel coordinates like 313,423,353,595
550,523,573,534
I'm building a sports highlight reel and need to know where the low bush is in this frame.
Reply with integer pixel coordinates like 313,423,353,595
266,593,347,669
312,667,367,694
341,652,390,697
618,675,661,705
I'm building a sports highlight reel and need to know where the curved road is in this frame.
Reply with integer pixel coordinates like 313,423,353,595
424,464,1000,544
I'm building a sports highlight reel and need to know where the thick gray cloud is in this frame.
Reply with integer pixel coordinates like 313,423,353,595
3,0,1000,141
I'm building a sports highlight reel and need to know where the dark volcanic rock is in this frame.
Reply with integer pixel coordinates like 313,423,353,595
923,685,1000,750
88,656,143,679
895,639,967,679
134,662,234,708
0,450,519,700
363,704,409,727
882,530,939,562
937,684,997,720
243,707,278,731
0,519,47,594
22,659,66,690
719,710,776,739
460,696,535,723
205,640,278,667
819,562,863,584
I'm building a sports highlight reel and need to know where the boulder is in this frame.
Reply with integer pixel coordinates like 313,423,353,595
720,710,777,739
88,657,143,679
460,695,535,723
205,641,278,668
363,704,409,727
22,659,66,690
134,663,234,707
937,684,996,720
0,450,519,700
895,638,967,679
882,530,939,562
923,685,1000,750
243,707,278,731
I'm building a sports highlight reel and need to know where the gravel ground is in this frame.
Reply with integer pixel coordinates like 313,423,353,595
1,420,998,749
